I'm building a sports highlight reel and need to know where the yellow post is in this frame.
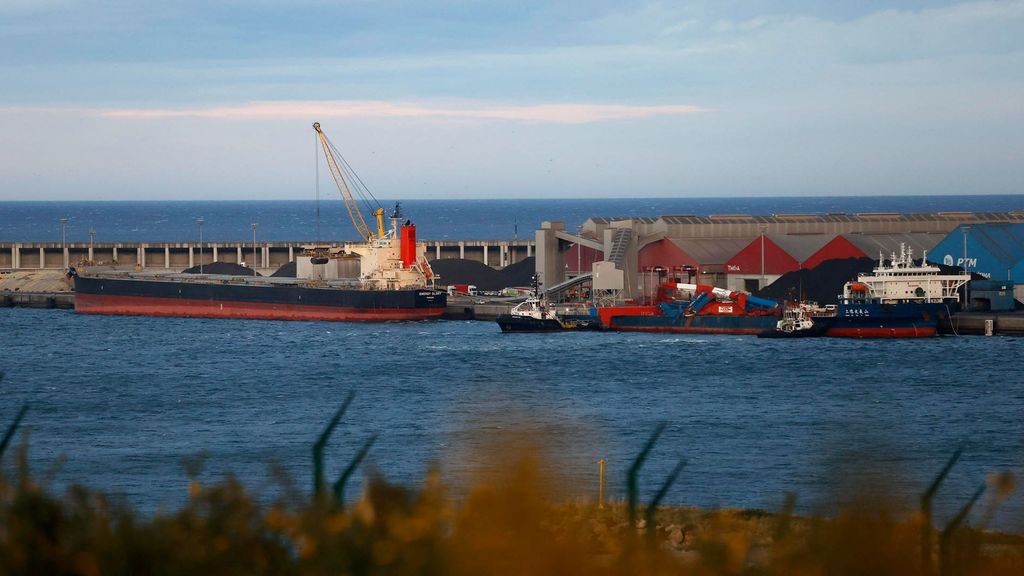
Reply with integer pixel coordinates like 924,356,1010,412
598,458,606,509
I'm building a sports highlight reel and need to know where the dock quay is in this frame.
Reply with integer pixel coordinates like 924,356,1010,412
443,298,513,321
949,312,1024,336
2,275,1021,336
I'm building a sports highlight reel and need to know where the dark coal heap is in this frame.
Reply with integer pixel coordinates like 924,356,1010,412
758,258,873,304
759,257,981,304
182,261,262,276
271,261,297,278
429,257,536,291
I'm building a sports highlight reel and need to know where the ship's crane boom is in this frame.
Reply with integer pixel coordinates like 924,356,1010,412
313,122,385,241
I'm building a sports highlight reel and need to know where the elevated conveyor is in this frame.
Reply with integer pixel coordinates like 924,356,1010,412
543,272,593,301
605,229,632,269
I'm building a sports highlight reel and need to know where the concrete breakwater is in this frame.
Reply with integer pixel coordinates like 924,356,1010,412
0,239,535,272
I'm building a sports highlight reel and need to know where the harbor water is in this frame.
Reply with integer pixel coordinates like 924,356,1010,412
2,307,1023,529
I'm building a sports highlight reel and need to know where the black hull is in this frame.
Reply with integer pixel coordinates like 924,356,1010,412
496,314,564,332
72,274,447,321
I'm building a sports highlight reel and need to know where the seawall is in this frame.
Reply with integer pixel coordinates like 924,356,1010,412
0,239,536,272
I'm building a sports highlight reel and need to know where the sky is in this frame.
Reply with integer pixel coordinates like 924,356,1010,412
0,0,1022,200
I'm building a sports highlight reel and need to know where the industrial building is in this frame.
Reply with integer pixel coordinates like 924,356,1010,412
928,223,1024,282
537,211,1024,301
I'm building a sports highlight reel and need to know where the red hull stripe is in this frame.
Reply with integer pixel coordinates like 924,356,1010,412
826,327,936,338
75,293,445,322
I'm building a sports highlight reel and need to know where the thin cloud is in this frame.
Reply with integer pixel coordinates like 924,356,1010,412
98,100,708,124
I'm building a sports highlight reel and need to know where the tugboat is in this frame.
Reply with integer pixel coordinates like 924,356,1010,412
495,276,565,332
757,305,833,338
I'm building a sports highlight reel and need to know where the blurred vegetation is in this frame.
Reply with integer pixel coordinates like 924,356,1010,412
2,396,1024,575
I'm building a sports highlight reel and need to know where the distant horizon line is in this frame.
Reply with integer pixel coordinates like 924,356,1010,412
3,192,1023,203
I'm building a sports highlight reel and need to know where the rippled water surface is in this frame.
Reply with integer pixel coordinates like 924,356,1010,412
2,308,1023,528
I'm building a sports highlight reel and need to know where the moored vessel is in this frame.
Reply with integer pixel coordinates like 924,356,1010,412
495,295,563,332
597,282,782,334
823,244,969,338
757,305,834,338
71,123,447,322
496,275,601,332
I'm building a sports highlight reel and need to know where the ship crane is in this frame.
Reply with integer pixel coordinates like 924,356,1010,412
313,122,386,241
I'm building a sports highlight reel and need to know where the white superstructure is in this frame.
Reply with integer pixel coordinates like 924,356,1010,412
842,244,969,303
508,296,560,322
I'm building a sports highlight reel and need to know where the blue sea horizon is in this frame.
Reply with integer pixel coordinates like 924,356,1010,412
2,194,1023,243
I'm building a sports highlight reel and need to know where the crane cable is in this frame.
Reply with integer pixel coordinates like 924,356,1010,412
322,133,383,220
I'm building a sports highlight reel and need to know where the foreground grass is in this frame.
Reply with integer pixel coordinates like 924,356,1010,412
2,385,1022,575
2,442,1023,576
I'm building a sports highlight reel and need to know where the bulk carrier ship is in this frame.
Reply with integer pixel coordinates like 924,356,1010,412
71,123,447,322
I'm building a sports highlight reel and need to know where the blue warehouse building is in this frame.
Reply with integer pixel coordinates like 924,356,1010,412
929,223,1024,281
928,223,1024,310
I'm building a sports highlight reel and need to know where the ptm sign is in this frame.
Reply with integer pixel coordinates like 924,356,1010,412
943,254,976,268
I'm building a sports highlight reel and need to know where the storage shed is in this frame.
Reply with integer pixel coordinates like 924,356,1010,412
928,223,1024,282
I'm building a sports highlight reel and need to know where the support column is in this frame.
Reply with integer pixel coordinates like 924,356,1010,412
39,247,45,269
263,246,269,269
188,247,194,268
63,247,69,268
435,244,441,259
483,245,489,267
535,222,566,289
112,246,118,263
10,246,16,269
527,243,532,258
288,246,294,261
165,246,170,268
459,242,465,259
139,245,146,268
88,245,94,262
213,245,219,262
500,243,508,267
237,246,243,264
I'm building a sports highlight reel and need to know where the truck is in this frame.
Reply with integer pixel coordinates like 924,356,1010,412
447,284,478,296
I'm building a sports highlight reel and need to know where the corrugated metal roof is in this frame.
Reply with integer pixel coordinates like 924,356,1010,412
970,223,1024,267
764,234,832,263
669,238,754,264
843,233,944,260
584,211,1024,228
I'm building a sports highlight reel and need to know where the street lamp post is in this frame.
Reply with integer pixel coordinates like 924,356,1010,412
251,223,259,277
759,224,767,290
961,225,971,311
196,217,205,274
60,218,69,268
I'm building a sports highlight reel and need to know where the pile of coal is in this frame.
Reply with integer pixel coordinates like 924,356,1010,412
496,257,536,288
428,257,536,291
271,261,297,278
182,261,262,276
758,258,874,304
